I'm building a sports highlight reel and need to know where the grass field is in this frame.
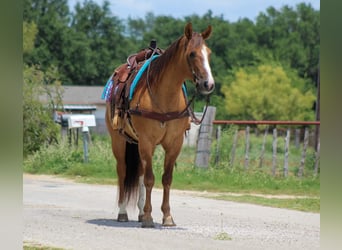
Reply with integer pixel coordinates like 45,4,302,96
24,131,320,212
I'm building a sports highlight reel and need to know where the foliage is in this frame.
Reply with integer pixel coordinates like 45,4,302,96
23,2,319,89
23,0,71,77
23,1,319,120
221,64,316,121
23,21,38,54
22,1,320,154
23,65,63,156
24,134,116,180
255,4,320,80
67,0,126,85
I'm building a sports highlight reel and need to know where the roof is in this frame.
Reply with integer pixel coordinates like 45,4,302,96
39,86,105,105
63,104,97,111
61,86,104,105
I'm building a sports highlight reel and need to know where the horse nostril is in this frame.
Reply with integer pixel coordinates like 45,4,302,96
203,80,209,89
197,79,214,94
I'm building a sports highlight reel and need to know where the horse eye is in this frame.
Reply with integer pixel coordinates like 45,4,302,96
189,51,196,58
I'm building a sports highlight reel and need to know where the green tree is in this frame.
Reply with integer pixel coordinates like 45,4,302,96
68,0,126,85
255,3,319,81
221,64,315,121
23,0,71,73
23,19,63,156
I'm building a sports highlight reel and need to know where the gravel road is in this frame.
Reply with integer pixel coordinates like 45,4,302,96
23,174,320,250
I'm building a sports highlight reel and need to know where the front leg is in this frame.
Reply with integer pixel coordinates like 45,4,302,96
161,136,184,226
139,142,155,228
142,163,155,228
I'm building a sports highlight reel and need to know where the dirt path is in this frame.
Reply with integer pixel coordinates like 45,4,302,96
23,174,320,250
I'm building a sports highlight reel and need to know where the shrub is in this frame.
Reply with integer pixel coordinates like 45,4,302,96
23,65,63,156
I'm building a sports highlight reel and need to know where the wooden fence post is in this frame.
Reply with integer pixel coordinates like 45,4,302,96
230,128,238,167
272,128,277,176
259,125,269,168
244,126,250,170
295,128,300,149
283,128,290,177
214,125,221,165
298,127,309,177
195,106,216,168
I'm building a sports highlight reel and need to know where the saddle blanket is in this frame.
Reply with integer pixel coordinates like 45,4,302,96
101,55,159,102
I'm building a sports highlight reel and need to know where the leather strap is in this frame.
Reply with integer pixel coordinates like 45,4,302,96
129,108,190,123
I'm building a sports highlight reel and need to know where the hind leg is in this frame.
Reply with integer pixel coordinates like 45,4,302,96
106,104,129,221
110,133,129,222
117,165,128,222
137,175,145,222
115,145,130,222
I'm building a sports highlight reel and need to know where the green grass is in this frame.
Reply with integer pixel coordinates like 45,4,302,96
23,242,65,250
24,247,64,250
23,132,320,212
212,194,320,213
24,135,117,183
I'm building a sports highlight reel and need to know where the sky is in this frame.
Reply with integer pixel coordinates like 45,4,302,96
68,0,320,22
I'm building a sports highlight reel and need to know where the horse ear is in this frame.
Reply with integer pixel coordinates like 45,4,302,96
201,25,212,39
184,22,193,40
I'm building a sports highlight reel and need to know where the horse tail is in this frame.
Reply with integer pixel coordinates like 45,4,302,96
124,142,140,202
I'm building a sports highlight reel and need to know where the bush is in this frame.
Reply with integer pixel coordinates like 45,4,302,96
23,65,63,156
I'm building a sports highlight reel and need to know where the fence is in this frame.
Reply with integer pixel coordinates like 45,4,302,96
194,108,320,178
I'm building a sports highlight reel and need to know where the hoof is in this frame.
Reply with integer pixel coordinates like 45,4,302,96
141,218,155,228
162,216,176,227
138,214,144,222
117,213,128,222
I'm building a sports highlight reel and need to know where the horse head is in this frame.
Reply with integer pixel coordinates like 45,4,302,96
184,23,215,95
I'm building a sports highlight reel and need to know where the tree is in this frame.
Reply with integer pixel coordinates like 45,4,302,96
23,19,63,156
221,64,315,121
255,3,319,82
23,0,71,73
68,0,126,85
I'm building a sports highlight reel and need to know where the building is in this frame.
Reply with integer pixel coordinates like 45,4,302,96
39,86,107,134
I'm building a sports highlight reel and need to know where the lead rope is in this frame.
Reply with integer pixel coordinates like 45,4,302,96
187,94,210,125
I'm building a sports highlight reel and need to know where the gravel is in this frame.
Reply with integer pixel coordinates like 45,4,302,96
23,174,320,250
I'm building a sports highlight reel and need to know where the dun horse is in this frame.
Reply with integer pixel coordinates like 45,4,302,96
104,23,214,228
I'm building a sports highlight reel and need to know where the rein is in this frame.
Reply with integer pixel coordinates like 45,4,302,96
186,94,210,125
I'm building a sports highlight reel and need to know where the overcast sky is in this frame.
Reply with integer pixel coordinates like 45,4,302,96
68,0,320,22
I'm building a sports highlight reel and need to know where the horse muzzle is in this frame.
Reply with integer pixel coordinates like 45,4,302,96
196,78,215,95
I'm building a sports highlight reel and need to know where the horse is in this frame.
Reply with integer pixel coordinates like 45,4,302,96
105,22,214,228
